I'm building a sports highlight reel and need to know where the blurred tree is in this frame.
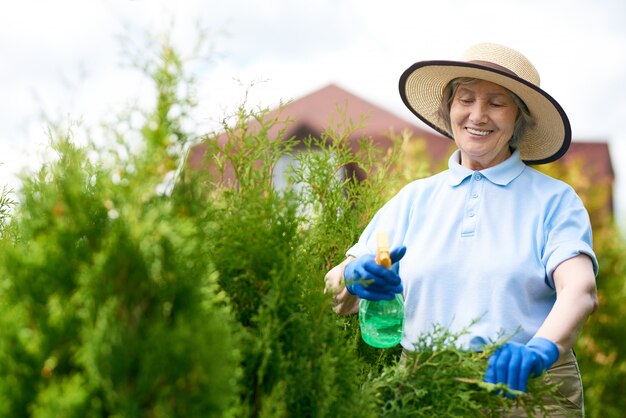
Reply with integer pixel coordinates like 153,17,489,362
0,34,240,418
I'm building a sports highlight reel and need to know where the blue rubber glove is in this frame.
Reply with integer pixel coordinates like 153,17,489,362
484,337,559,395
343,246,406,301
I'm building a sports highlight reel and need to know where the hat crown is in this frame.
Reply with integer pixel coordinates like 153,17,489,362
461,43,540,87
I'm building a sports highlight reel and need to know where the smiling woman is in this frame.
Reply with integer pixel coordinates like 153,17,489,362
326,42,598,417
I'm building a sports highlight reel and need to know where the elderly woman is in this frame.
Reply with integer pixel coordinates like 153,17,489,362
325,43,598,416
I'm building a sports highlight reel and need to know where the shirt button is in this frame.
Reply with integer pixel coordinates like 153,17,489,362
468,211,475,217
472,192,479,198
474,173,482,181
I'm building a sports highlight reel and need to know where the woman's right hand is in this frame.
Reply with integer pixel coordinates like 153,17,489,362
343,246,406,301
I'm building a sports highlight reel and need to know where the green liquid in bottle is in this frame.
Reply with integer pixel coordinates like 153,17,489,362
359,293,404,348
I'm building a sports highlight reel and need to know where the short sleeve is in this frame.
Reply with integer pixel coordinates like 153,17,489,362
542,188,598,288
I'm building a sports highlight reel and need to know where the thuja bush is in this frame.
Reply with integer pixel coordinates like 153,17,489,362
196,106,377,417
0,185,14,235
370,326,564,418
287,117,416,368
0,38,240,417
0,138,241,417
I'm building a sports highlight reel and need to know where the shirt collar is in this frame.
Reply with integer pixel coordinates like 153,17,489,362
447,149,526,186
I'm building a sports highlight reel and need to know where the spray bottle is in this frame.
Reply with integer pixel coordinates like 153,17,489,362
358,231,404,348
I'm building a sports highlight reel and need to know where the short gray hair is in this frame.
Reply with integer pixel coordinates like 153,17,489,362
437,77,535,147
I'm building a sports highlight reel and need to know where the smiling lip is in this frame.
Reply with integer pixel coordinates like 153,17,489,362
465,127,492,137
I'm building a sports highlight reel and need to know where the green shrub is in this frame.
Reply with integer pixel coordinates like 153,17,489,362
371,325,564,418
0,37,240,418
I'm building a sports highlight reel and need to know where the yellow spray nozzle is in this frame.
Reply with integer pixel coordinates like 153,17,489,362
375,231,392,269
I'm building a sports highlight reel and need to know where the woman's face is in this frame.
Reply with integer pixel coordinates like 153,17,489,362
449,79,519,170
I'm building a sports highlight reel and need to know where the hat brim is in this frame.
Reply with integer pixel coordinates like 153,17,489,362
399,60,571,164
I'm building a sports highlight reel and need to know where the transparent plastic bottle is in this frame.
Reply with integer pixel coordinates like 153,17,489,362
359,294,404,348
358,232,404,348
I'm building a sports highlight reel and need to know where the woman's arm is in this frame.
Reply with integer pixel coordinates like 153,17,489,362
324,256,360,315
534,253,598,356
484,253,598,392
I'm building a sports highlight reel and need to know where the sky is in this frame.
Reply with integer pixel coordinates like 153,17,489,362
1,0,626,222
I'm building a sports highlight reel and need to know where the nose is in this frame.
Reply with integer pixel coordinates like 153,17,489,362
469,101,488,124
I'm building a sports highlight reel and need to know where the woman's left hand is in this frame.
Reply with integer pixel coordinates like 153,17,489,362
484,337,559,395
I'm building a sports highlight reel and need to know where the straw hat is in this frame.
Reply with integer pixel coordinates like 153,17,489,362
399,43,571,164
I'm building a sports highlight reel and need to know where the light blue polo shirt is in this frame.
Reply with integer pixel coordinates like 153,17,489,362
347,149,598,351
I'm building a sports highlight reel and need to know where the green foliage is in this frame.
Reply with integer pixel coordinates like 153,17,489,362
289,107,403,272
0,184,15,236
286,110,414,371
196,103,376,418
371,325,565,417
0,37,240,418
